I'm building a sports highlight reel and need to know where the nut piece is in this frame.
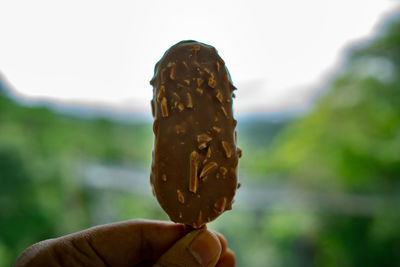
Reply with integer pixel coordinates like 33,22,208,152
196,87,204,95
192,45,200,53
216,90,223,103
214,197,227,213
170,63,176,80
206,146,212,159
152,118,159,134
161,174,167,182
197,78,204,87
208,77,216,88
161,68,167,84
182,61,189,70
177,189,185,204
189,151,199,193
178,103,184,112
212,126,221,133
196,210,203,228
219,167,227,175
220,106,228,117
221,141,231,158
200,162,217,179
161,97,169,117
237,148,242,158
186,93,193,108
216,61,220,72
197,133,212,143
197,133,212,150
157,85,165,102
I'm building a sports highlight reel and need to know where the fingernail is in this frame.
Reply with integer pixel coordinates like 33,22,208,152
188,230,221,267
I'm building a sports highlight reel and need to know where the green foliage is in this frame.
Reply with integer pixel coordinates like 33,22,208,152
254,13,400,266
0,88,153,265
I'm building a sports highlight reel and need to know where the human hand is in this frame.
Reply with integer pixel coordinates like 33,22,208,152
14,219,235,267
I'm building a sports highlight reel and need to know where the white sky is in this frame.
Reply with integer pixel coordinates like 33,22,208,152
0,0,399,114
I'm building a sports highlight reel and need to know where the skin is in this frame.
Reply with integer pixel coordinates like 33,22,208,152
13,219,235,267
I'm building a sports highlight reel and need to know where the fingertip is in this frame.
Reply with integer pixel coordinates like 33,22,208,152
188,230,222,267
212,231,228,254
216,248,236,267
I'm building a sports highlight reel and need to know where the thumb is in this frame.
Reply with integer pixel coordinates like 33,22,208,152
155,229,222,267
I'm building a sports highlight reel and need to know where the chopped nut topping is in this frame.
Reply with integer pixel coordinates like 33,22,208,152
216,173,220,179
216,61,220,72
237,182,242,189
196,88,203,95
208,77,216,88
200,162,217,179
219,167,228,175
214,116,219,122
170,63,176,80
177,83,186,89
182,61,189,70
152,118,159,134
184,79,191,85
162,174,167,182
197,78,204,87
161,97,169,117
172,92,181,101
198,142,208,150
237,148,242,158
203,146,211,163
178,103,184,112
206,146,211,158
189,151,199,193
157,85,165,102
221,141,231,158
161,68,167,84
214,197,227,213
192,45,200,53
197,210,203,227
197,133,212,143
177,189,184,204
212,126,221,133
220,106,228,117
216,90,223,103
179,212,183,219
204,68,211,75
186,93,193,108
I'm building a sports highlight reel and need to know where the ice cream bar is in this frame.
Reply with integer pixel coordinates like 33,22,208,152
150,40,241,228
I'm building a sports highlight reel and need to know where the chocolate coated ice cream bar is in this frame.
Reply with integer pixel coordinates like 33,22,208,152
150,40,241,228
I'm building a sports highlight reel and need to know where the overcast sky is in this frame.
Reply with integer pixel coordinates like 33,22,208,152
1,0,399,115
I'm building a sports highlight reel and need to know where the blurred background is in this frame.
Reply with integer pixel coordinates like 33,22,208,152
1,1,400,266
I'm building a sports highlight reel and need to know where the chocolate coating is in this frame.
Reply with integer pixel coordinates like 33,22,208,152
150,40,240,228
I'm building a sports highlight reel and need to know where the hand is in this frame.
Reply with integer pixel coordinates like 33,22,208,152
14,219,235,267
